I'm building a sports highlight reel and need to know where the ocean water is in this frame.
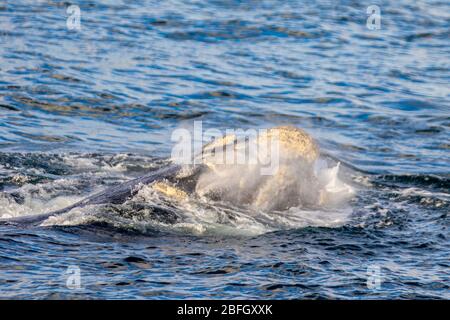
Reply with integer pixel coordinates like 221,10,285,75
0,0,449,299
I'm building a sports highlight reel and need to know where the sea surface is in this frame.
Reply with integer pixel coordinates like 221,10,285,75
0,0,449,299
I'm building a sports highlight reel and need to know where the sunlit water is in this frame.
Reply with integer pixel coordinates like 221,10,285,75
0,0,449,299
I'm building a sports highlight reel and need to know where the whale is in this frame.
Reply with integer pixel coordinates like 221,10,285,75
1,126,328,227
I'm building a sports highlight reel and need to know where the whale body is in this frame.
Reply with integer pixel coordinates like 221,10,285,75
2,126,332,227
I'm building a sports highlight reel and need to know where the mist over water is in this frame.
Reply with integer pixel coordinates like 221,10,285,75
0,0,449,299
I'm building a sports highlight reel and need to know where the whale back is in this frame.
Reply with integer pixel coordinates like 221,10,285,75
1,164,182,226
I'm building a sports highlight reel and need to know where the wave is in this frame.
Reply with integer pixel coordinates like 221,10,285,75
374,174,450,191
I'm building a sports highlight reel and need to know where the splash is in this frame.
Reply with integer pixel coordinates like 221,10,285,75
194,126,354,211
1,128,356,235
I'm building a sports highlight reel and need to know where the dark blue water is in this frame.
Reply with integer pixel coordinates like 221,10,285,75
0,0,449,299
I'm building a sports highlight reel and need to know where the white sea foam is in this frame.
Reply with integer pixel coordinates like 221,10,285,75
0,179,84,219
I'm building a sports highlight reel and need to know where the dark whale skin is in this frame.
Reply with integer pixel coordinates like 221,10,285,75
1,164,181,227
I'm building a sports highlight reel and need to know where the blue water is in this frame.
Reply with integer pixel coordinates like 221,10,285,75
0,0,449,299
